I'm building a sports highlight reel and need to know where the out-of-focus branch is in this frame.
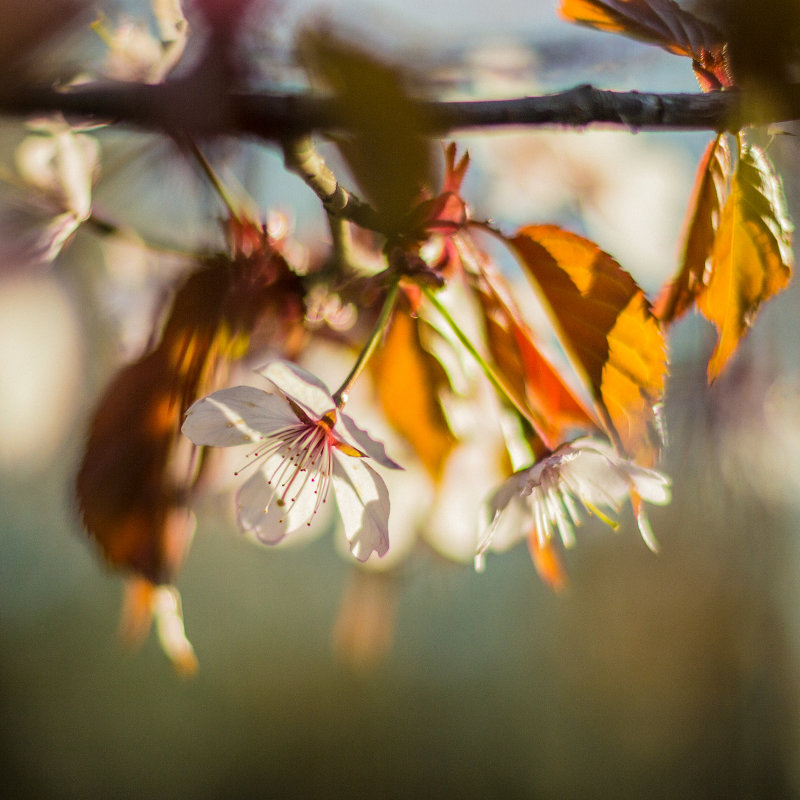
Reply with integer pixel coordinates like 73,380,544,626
281,137,384,232
5,80,800,139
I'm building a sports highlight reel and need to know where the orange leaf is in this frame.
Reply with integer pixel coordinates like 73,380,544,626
527,533,568,592
698,143,793,381
559,0,732,89
507,225,666,465
371,311,456,481
469,266,599,450
655,134,732,324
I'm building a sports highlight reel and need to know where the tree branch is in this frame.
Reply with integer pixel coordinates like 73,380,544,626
4,80,800,139
281,136,385,231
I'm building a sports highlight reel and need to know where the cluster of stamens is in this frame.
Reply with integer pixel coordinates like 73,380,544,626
234,401,339,525
529,463,582,548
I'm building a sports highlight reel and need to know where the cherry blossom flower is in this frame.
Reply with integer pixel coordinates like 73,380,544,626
182,360,401,561
476,437,671,570
2,118,98,266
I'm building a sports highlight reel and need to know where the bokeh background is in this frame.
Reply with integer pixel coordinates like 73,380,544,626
3,0,800,797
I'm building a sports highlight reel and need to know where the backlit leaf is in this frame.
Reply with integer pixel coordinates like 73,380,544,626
371,311,456,481
527,534,568,592
559,0,732,89
507,225,667,465
77,239,304,584
698,142,793,381
468,265,599,450
655,134,732,324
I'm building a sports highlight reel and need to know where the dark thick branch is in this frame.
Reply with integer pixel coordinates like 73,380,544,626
4,80,800,139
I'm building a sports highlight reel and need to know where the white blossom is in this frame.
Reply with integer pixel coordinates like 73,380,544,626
476,437,671,570
182,360,401,562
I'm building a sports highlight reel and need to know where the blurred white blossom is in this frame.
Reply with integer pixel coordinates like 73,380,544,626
477,437,671,570
0,118,99,266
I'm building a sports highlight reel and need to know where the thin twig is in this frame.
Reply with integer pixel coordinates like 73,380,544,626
281,136,386,231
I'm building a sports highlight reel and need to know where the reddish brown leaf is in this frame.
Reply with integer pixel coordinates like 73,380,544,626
506,225,666,465
559,0,732,89
468,265,599,450
655,134,732,324
0,0,83,75
698,142,793,381
370,311,456,481
77,240,304,584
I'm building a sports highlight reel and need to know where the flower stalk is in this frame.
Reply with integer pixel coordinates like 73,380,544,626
185,137,243,225
422,286,546,439
332,281,400,408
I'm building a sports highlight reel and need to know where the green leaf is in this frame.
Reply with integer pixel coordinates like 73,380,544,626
298,30,432,232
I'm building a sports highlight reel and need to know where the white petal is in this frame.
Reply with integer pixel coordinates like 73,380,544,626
486,467,538,519
476,491,528,567
259,360,334,418
627,465,672,505
182,386,296,446
636,506,660,553
331,457,390,561
235,465,322,545
427,438,504,564
152,586,197,676
339,412,403,470
560,448,630,508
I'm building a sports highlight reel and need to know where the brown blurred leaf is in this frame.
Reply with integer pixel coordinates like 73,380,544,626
698,142,793,381
710,0,800,94
77,240,304,584
655,134,732,324
0,0,83,77
371,311,456,481
506,225,666,465
559,0,732,89
298,30,432,232
468,265,599,450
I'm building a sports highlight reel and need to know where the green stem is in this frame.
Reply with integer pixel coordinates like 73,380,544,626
422,287,542,433
332,282,400,408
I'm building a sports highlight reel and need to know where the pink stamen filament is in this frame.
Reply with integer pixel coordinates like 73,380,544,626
235,412,344,525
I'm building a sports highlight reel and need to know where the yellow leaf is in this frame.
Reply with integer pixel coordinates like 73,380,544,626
656,134,731,324
507,225,666,465
559,0,717,56
371,312,456,481
468,266,599,450
699,143,793,380
559,0,731,89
